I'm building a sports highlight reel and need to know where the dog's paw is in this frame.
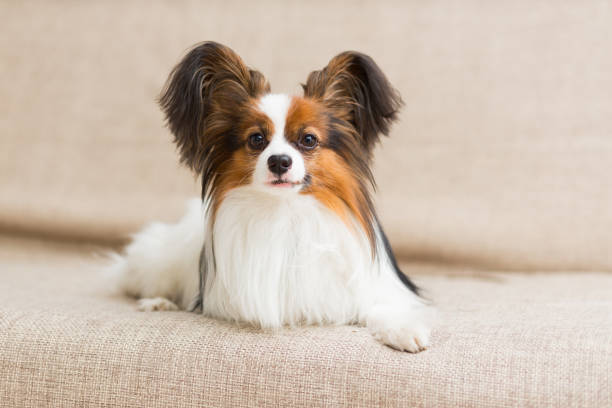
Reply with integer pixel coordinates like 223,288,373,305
369,322,430,353
137,297,179,312
366,306,431,353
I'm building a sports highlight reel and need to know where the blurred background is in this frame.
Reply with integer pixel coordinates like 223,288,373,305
1,0,611,271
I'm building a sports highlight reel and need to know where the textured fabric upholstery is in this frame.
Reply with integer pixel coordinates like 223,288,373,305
0,239,610,407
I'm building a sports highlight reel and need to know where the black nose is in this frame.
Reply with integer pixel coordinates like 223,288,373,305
267,154,292,176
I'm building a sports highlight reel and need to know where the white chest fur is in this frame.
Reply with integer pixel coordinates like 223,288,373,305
116,188,430,352
201,187,377,328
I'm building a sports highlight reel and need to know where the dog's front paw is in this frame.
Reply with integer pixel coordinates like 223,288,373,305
137,297,179,312
366,306,431,353
369,321,430,353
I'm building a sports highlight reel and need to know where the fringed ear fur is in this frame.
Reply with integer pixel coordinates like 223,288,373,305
159,41,270,174
302,51,403,154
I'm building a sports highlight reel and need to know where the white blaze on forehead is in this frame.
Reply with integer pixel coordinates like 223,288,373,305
258,93,291,134
253,93,306,187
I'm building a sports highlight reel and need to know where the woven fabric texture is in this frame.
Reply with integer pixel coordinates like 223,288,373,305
0,239,610,407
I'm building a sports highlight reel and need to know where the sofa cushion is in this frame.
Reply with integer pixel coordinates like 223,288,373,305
1,238,610,407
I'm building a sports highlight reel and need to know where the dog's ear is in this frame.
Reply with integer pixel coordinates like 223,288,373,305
302,51,402,153
159,42,270,173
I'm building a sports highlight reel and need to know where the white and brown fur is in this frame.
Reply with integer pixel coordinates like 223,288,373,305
112,42,432,352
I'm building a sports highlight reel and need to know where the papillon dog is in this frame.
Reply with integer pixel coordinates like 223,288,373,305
112,41,432,352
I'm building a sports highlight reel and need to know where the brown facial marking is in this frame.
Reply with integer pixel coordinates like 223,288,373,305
307,149,372,239
211,98,274,215
285,97,375,244
284,96,328,147
239,101,274,142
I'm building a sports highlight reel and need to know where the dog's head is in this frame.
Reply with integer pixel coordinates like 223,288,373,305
159,41,402,240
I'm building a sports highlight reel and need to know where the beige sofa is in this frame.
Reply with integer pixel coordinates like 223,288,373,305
1,1,610,406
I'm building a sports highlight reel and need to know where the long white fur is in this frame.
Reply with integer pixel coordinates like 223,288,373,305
112,198,203,310
111,94,432,352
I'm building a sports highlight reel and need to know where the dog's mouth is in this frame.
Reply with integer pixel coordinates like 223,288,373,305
268,178,301,188
266,174,311,189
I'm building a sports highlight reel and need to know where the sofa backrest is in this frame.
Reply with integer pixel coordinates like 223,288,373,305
1,1,610,270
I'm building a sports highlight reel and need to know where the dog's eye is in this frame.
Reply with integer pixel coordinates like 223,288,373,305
299,133,318,150
248,133,266,150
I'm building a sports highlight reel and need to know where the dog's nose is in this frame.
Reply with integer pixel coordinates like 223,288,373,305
267,154,292,176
